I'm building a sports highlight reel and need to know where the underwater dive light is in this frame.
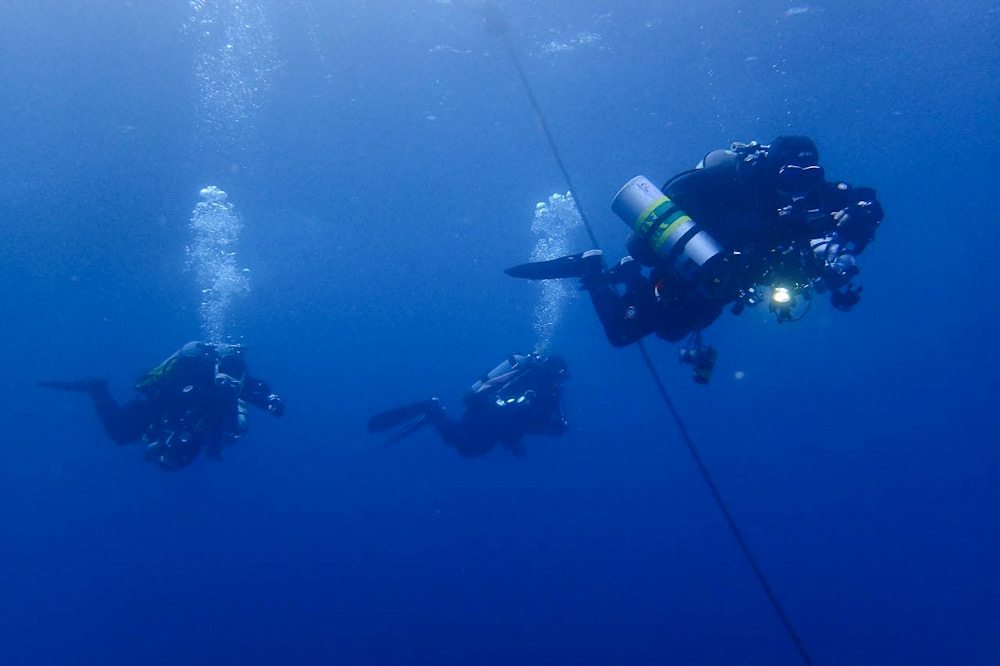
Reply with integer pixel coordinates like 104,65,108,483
768,285,813,323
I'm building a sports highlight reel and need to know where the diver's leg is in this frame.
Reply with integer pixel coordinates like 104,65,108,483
423,399,459,441
425,402,486,455
39,379,151,444
582,274,657,347
654,292,724,343
89,387,153,445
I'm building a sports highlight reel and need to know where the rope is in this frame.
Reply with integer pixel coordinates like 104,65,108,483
497,30,601,250
487,8,815,665
635,342,815,666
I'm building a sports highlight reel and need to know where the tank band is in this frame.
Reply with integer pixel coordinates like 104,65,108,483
634,196,672,236
650,210,693,253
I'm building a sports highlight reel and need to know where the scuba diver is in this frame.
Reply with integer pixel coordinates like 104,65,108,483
506,136,883,370
39,341,285,470
367,352,569,457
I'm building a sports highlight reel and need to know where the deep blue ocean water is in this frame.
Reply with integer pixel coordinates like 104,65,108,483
2,1,998,664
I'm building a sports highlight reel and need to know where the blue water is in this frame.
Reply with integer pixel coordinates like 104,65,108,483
2,1,998,664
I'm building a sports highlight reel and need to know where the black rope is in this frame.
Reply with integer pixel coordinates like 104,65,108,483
486,8,815,666
635,342,815,666
497,30,601,250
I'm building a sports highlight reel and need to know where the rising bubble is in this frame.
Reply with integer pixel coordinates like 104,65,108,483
528,192,584,349
186,186,250,343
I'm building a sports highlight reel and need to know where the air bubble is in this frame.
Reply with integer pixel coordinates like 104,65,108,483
528,192,584,348
187,186,250,343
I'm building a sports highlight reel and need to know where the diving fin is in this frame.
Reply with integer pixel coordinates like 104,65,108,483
367,399,438,433
38,379,108,393
382,415,431,449
504,249,603,280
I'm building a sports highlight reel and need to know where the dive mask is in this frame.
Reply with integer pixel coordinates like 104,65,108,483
776,164,824,196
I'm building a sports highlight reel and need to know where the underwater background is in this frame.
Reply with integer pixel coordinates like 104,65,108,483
1,1,998,664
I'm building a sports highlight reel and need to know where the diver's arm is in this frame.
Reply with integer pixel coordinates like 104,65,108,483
830,283,862,311
241,375,284,416
826,184,883,252
520,388,568,437
809,229,863,311
812,184,881,311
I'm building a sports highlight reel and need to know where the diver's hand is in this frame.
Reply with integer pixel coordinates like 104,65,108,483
265,394,285,417
833,201,880,243
831,283,862,311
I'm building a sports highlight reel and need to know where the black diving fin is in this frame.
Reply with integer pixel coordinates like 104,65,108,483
367,399,438,433
37,379,107,393
504,249,603,280
381,415,432,449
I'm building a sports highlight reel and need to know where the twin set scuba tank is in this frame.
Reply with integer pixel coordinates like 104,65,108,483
465,353,537,409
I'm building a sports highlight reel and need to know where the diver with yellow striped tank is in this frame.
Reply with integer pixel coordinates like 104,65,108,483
505,136,883,377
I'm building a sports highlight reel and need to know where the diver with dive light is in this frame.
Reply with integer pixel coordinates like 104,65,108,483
505,136,883,376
